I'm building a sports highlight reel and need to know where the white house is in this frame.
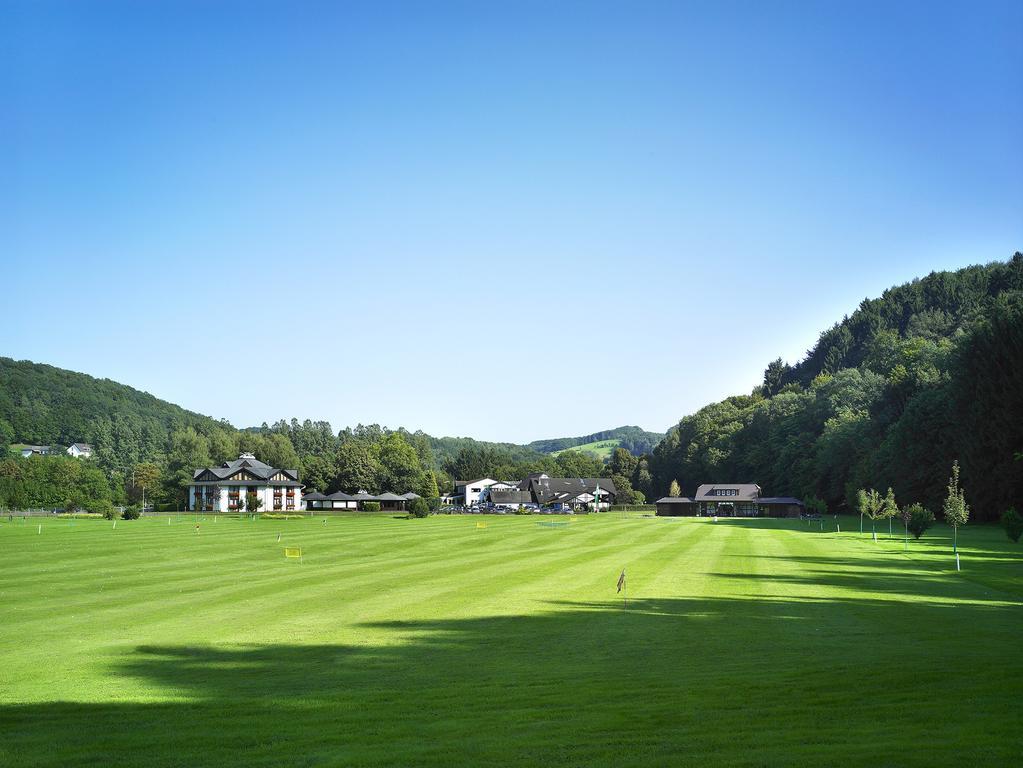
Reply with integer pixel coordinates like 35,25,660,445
67,443,94,459
189,453,302,512
451,478,509,507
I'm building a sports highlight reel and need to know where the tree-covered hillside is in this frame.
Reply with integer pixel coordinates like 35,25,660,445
0,358,228,468
651,254,1023,521
0,361,656,508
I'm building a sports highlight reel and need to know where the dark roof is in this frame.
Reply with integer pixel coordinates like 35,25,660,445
489,489,533,504
327,491,355,501
655,497,696,504
694,483,761,502
401,492,421,499
376,492,406,501
192,453,299,482
303,491,328,501
758,496,804,505
530,477,617,505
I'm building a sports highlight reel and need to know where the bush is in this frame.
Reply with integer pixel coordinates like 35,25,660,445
906,504,935,539
362,502,381,512
1002,508,1023,543
426,496,442,512
260,513,304,520
121,505,142,520
408,497,430,518
514,507,533,515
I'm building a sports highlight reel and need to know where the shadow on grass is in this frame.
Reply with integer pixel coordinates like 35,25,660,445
3,591,1022,768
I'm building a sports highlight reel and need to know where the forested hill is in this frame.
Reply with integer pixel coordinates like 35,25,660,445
651,253,1023,522
0,357,228,465
526,426,663,456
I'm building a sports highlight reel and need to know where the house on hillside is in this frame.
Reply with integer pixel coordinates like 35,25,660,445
655,484,803,517
189,453,302,512
20,445,54,457
67,443,93,459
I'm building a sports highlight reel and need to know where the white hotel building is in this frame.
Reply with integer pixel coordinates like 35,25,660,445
189,453,302,512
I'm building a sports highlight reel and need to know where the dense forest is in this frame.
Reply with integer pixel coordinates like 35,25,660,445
651,254,1023,522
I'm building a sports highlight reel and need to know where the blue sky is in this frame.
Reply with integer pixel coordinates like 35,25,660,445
4,1,1022,443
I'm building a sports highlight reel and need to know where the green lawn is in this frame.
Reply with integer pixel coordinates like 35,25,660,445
551,438,620,459
1,513,1020,767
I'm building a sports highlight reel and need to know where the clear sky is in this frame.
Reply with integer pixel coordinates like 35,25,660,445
4,1,1022,443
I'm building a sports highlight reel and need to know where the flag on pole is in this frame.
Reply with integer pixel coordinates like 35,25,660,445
616,569,626,593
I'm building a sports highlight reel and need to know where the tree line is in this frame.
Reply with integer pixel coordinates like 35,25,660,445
650,254,1023,522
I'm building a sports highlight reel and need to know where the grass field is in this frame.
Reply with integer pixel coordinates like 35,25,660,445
551,439,620,460
1,513,1021,767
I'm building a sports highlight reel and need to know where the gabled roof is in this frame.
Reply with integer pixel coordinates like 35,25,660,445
655,497,696,504
327,491,355,501
529,477,618,505
455,478,499,488
693,483,761,502
69,443,93,451
376,492,406,501
401,492,421,499
191,453,298,482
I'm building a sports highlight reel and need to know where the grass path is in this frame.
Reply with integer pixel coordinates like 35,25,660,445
0,513,1020,766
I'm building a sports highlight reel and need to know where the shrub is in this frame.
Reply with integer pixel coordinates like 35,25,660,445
426,496,442,512
408,497,430,518
121,505,142,520
1002,508,1023,543
804,495,828,516
515,507,533,515
906,504,935,539
362,502,381,512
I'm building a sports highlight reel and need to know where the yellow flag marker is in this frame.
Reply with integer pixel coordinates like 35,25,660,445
284,547,303,562
475,521,487,530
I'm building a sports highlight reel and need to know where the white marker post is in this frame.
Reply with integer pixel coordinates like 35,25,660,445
113,520,117,530
956,553,961,571
38,524,41,534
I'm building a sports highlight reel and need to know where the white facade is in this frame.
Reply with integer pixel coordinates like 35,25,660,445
190,483,303,513
189,453,302,513
456,478,503,507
